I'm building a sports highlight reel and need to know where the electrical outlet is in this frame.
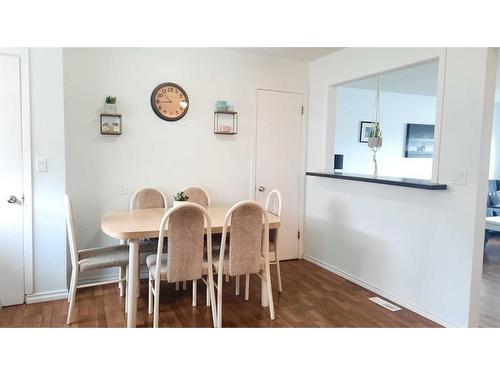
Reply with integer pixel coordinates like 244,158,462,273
451,170,467,185
36,157,48,172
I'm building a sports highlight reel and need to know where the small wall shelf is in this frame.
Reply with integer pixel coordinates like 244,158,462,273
214,111,238,135
100,113,122,135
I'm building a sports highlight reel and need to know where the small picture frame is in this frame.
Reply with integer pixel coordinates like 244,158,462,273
359,121,377,143
100,114,122,135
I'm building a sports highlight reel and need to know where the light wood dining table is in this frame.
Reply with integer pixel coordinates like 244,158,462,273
101,205,280,328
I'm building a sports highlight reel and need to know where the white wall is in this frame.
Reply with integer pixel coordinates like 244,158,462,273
334,87,436,179
63,48,308,280
488,103,500,179
29,48,67,295
305,48,496,327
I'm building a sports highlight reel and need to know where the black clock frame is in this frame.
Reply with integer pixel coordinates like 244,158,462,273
150,82,189,121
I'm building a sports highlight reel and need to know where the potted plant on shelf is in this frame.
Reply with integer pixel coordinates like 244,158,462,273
173,191,189,207
104,96,117,113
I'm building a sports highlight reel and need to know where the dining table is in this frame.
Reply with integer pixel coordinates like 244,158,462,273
101,205,281,328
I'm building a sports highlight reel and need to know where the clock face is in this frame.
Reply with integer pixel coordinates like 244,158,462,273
150,82,189,121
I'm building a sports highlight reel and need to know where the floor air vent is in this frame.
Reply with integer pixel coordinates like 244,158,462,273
369,297,402,312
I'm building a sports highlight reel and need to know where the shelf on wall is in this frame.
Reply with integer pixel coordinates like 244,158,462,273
214,111,238,135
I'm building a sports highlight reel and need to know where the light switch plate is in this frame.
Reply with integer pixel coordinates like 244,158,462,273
451,170,467,185
118,182,128,195
36,158,48,172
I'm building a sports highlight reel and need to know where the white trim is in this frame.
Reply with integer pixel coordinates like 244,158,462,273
0,48,33,296
252,87,307,260
302,253,458,328
25,289,68,304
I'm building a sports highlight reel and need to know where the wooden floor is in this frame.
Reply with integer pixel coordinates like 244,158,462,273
481,236,500,327
0,260,439,328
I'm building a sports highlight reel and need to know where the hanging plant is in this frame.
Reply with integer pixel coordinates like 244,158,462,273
368,76,383,177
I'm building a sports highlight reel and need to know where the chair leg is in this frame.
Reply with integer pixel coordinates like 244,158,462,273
183,280,187,290
66,269,78,325
206,282,210,306
245,274,250,301
125,266,129,314
136,265,141,298
209,276,217,328
235,275,240,295
275,258,283,293
175,282,180,291
153,281,160,328
119,266,126,297
265,265,275,320
148,272,153,315
216,270,223,328
192,280,197,307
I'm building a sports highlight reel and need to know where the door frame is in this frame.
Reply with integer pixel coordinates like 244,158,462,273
0,48,33,296
251,87,308,259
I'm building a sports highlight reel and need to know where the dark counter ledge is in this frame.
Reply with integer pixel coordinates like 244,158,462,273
306,171,448,190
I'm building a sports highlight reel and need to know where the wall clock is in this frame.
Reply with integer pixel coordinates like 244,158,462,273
150,82,189,121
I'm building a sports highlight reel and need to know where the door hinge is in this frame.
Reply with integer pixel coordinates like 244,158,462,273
298,230,301,239
301,106,304,115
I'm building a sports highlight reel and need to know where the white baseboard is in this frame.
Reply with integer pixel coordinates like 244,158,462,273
25,289,68,304
302,253,458,328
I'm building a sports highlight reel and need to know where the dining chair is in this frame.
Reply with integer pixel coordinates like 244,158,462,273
265,189,283,292
64,195,129,325
146,203,217,328
126,187,167,297
182,185,229,286
183,185,210,208
213,200,275,328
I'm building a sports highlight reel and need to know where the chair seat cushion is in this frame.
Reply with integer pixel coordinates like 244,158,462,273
146,254,168,276
212,253,264,276
147,253,211,279
78,245,129,272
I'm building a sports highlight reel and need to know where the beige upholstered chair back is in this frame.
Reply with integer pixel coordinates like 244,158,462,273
183,186,210,208
64,195,79,269
130,187,166,209
265,190,282,244
156,203,209,283
220,201,269,277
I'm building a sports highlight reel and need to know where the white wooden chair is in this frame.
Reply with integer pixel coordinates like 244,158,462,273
64,195,129,325
266,189,283,292
146,202,217,328
182,185,229,287
213,200,275,327
183,185,211,208
125,187,167,297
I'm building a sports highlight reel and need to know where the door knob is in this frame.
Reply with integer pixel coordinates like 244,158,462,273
7,195,18,204
258,186,265,192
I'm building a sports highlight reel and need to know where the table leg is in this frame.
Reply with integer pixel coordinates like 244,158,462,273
127,239,139,328
261,274,269,307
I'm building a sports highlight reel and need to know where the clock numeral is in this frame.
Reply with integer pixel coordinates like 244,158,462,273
158,93,163,97
161,89,167,93
176,111,179,114
167,87,174,92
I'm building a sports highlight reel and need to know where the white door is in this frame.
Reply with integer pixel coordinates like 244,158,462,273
255,89,303,260
0,54,25,307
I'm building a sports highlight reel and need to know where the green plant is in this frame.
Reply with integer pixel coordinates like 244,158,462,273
173,191,189,201
369,122,382,138
105,96,116,104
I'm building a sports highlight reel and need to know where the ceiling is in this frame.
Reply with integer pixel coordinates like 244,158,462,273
340,61,439,97
231,47,342,61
